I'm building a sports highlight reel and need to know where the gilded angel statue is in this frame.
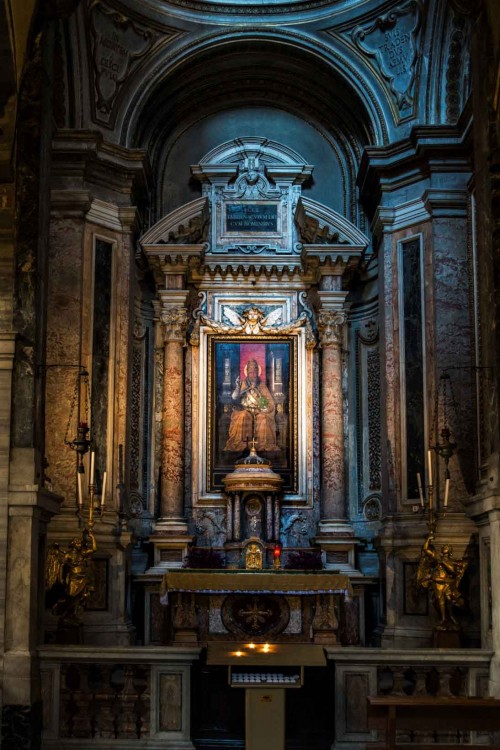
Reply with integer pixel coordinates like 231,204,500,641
416,533,468,631
201,305,311,336
45,527,96,626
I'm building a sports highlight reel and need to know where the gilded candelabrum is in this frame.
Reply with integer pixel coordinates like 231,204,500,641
45,450,106,628
415,450,468,632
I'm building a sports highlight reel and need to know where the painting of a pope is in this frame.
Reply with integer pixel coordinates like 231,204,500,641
225,359,278,452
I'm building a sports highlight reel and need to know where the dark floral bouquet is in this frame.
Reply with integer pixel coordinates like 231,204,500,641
183,547,225,569
284,549,323,570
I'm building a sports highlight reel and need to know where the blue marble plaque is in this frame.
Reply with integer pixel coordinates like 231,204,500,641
226,203,278,233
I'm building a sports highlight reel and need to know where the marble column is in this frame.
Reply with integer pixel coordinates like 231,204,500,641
315,290,358,573
317,305,348,522
158,302,188,530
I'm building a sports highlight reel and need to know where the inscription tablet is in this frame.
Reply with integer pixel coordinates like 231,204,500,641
226,203,278,233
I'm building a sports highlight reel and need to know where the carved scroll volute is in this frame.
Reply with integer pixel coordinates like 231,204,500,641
161,307,188,344
317,310,347,348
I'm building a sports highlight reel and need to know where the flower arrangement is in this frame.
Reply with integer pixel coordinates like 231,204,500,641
183,547,226,569
284,549,323,570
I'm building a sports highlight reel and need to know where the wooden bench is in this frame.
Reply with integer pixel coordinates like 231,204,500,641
367,696,500,750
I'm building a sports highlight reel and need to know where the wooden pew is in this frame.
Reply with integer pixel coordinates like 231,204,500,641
367,696,500,750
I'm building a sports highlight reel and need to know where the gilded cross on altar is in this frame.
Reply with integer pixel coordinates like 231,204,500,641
238,598,273,630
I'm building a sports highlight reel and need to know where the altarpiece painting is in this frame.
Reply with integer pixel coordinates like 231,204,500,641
207,336,297,492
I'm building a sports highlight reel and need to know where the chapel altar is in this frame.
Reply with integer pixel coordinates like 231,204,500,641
136,137,370,648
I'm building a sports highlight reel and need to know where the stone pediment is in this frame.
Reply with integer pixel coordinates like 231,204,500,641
295,197,368,252
140,197,209,246
140,140,369,282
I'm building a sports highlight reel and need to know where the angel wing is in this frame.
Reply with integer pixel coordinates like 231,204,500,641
261,308,283,328
416,553,432,590
223,307,244,327
454,557,468,590
45,543,65,590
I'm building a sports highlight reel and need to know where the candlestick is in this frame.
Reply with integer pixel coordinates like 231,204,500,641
444,477,450,508
90,451,95,485
101,471,107,509
427,450,433,486
417,472,424,507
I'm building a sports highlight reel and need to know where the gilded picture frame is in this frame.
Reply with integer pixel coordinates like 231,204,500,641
207,335,297,492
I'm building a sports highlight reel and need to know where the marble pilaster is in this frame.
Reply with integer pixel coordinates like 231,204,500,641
3,449,61,713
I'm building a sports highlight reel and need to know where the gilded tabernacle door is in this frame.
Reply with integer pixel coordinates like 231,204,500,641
193,303,312,505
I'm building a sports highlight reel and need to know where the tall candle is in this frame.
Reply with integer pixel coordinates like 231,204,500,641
77,472,83,507
427,450,433,486
444,477,450,508
417,473,424,507
90,451,95,484
101,471,107,509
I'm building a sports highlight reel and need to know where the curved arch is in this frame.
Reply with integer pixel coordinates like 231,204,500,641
119,29,390,149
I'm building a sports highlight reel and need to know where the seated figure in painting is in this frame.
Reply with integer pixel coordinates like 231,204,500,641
224,359,278,452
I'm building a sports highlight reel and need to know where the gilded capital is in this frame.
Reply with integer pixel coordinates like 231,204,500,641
161,306,188,343
317,310,346,348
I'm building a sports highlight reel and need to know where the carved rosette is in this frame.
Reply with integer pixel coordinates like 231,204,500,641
161,307,188,343
317,310,347,348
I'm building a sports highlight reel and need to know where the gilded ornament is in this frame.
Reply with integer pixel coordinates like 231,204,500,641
200,305,315,347
416,533,469,631
45,528,97,626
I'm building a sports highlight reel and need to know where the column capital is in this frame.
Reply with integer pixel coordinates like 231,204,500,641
158,290,189,343
161,306,189,343
317,309,347,348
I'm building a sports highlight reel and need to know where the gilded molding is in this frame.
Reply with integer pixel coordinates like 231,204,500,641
199,305,316,348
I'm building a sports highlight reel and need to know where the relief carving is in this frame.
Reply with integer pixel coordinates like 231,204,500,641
280,511,310,547
89,1,156,124
317,310,346,348
367,349,382,492
199,305,315,348
297,215,350,245
222,155,282,201
351,0,423,112
363,495,382,521
159,674,182,732
161,307,188,343
194,509,227,547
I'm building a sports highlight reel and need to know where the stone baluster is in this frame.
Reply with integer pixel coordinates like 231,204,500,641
158,303,188,526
